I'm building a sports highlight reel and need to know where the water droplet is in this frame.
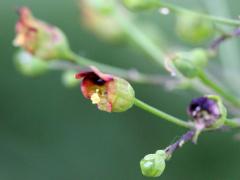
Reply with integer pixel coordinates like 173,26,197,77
159,8,170,15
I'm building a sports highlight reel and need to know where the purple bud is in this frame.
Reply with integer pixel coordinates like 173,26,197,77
188,96,221,127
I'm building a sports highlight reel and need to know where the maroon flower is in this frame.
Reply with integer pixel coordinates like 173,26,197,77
13,7,70,60
75,67,135,112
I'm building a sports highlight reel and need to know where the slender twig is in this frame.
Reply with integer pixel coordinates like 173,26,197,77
128,0,240,26
160,2,240,26
163,120,239,156
165,130,195,156
114,8,165,67
204,0,240,97
48,56,180,86
134,98,193,128
198,70,240,108
224,118,240,128
59,52,180,87
210,34,231,51
210,28,240,51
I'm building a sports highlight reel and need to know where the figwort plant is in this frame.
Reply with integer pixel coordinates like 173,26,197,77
13,0,240,178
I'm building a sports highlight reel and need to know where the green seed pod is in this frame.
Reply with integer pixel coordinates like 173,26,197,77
75,67,135,112
62,70,80,88
122,0,160,10
176,12,215,44
173,48,208,78
140,150,167,177
14,50,48,77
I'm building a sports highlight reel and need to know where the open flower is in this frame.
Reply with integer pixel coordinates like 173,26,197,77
75,67,135,112
13,7,71,60
187,95,226,128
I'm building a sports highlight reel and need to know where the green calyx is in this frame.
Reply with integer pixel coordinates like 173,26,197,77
108,77,135,112
140,150,167,177
206,95,227,129
176,12,215,44
173,48,208,78
14,50,48,77
35,27,72,61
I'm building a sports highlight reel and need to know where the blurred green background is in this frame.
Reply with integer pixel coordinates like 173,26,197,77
1,0,240,179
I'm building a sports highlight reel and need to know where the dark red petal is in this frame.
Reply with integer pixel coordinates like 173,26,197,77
90,66,113,81
75,66,113,82
81,77,96,98
75,70,93,79
17,7,32,25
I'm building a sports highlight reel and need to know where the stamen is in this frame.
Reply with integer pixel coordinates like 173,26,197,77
90,89,101,104
13,34,25,46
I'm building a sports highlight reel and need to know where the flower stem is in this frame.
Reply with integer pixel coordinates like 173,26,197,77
208,14,240,51
114,10,165,67
198,70,240,108
61,52,176,86
224,118,240,128
134,98,193,128
165,130,195,156
142,1,240,26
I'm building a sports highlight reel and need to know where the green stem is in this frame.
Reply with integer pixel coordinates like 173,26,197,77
114,8,165,67
204,0,240,96
224,118,240,128
62,52,175,86
198,70,240,108
134,98,193,128
67,52,130,77
115,5,240,104
138,1,240,26
161,2,240,26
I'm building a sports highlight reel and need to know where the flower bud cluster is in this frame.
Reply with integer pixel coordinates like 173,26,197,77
172,48,208,78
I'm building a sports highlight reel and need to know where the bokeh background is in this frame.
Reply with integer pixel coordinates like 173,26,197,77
1,0,240,179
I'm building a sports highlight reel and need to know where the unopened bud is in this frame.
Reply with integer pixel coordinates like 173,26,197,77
173,48,208,78
140,150,166,177
62,70,80,88
176,13,214,44
14,50,48,77
14,7,71,60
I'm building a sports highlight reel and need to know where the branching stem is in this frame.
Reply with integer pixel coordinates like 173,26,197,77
165,130,195,156
60,52,177,86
